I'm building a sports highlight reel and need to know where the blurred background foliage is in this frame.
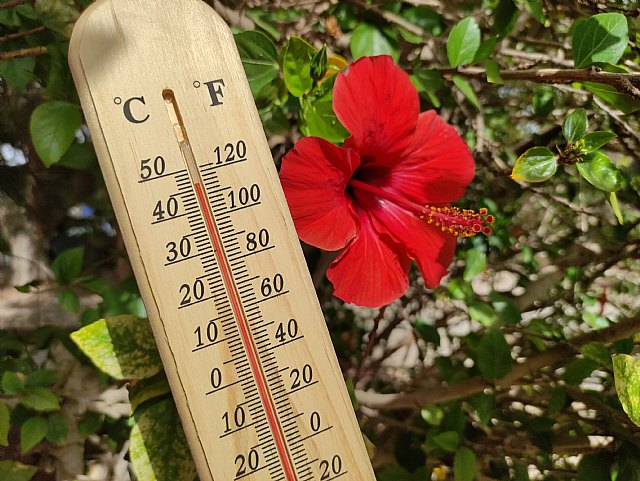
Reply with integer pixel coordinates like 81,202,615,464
2,1,640,481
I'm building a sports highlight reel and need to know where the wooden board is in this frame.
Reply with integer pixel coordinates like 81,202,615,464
68,1,376,481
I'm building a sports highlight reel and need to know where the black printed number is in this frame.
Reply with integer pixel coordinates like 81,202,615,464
245,229,270,252
166,236,192,262
152,197,178,221
194,320,218,348
210,368,222,389
228,184,260,209
275,318,299,343
140,156,165,180
222,405,246,433
235,449,259,477
320,455,343,480
260,274,284,297
215,140,247,165
310,411,321,432
179,279,205,306
290,364,313,390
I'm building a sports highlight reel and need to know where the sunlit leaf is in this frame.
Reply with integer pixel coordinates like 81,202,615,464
511,146,557,182
30,101,81,167
129,398,196,481
350,24,398,62
447,17,481,67
234,30,280,99
454,446,476,481
20,416,48,453
70,316,162,380
613,354,640,427
282,36,316,98
576,151,623,192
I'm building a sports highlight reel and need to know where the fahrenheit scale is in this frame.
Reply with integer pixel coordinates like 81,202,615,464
68,1,376,480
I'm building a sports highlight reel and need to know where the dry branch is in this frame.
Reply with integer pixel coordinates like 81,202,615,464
356,314,640,410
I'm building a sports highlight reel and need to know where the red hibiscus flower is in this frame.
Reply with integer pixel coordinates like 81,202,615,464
280,55,492,308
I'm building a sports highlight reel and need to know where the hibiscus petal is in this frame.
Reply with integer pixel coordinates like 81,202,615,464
333,55,419,161
279,137,360,251
375,110,475,204
368,199,457,288
327,213,411,308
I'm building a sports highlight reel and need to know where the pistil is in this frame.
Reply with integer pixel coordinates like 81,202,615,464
349,178,493,237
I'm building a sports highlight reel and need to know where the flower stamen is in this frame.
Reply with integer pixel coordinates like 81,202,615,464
421,205,494,237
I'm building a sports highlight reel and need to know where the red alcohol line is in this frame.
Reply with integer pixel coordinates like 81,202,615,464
193,182,297,481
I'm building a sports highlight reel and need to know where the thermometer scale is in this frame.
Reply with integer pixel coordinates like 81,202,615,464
68,1,376,480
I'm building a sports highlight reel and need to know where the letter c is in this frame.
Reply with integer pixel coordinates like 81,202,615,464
123,96,150,124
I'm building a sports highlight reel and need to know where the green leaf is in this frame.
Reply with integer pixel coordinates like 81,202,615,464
547,387,566,416
609,191,624,225
415,318,440,346
485,60,503,84
0,402,9,446
580,342,612,369
2,371,25,394
20,387,60,412
311,45,328,81
300,93,349,143
350,24,398,62
25,370,61,389
492,0,518,37
563,108,588,143
20,416,48,453
576,151,623,192
0,57,36,91
578,452,611,481
0,461,38,481
412,67,443,107
420,405,444,426
454,446,476,481
464,249,486,281
30,101,81,167
51,246,84,284
447,17,481,67
282,36,316,97
452,76,480,109
432,431,460,452
572,13,628,68
473,36,498,63
562,358,599,385
46,413,68,444
490,292,521,325
57,142,97,170
129,372,171,413
78,412,104,435
580,131,616,153
234,30,280,99
584,82,640,114
468,302,498,328
477,329,512,379
511,146,558,182
129,397,196,481
514,463,531,481
613,354,640,427
401,6,442,37
70,316,162,380
58,287,80,313
525,0,545,24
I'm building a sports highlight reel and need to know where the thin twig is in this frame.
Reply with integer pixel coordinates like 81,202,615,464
437,66,640,101
0,26,45,43
354,306,387,386
0,0,28,9
0,46,47,61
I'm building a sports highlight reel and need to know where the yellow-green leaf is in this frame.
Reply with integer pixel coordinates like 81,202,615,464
576,151,623,192
0,461,38,481
511,146,557,182
129,398,196,481
613,354,640,427
70,316,162,380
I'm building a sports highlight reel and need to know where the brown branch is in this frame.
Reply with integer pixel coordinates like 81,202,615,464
356,314,640,410
354,306,388,386
0,46,47,60
0,26,45,43
438,66,640,101
346,0,431,41
0,0,28,9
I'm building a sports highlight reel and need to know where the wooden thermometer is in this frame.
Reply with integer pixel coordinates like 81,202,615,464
68,1,376,480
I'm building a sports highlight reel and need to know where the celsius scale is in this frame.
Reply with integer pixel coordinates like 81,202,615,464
68,0,376,480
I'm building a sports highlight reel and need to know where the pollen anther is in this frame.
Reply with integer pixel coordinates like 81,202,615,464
420,205,494,238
